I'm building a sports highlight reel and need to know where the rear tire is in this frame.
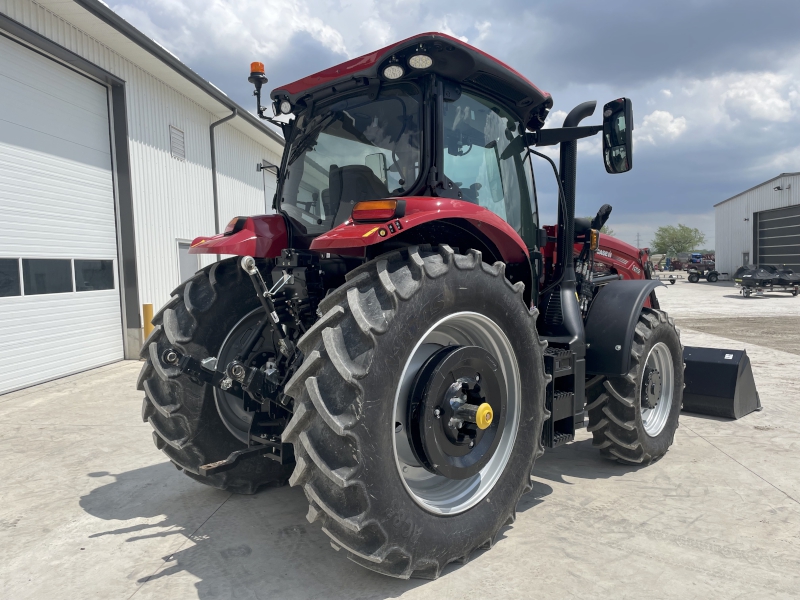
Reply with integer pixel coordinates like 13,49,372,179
587,308,683,465
707,273,718,283
281,245,548,578
137,258,294,494
688,273,700,283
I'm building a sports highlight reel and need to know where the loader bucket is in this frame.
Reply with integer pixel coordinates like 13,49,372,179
681,347,761,419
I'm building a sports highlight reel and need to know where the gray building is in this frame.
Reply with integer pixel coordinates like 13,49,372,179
714,172,800,276
0,0,284,394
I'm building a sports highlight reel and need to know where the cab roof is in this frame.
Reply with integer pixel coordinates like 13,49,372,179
271,32,553,131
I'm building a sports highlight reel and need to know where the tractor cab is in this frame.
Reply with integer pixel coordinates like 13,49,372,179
256,33,552,253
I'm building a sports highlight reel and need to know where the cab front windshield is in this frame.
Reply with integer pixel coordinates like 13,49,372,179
281,83,422,235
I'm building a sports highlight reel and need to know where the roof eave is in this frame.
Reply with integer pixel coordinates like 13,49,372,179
73,0,284,147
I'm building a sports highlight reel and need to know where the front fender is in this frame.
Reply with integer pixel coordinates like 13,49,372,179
309,197,529,263
189,215,288,258
584,279,664,376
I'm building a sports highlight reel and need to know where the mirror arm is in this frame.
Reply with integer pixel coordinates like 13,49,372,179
533,125,603,146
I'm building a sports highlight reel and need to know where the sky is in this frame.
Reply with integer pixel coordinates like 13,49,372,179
108,0,800,249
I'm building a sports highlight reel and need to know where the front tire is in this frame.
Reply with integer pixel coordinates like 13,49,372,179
281,246,547,578
587,308,683,465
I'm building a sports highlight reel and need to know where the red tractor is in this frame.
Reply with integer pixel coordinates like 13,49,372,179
139,33,682,578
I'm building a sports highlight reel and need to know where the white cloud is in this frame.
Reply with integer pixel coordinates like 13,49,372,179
636,110,687,144
437,18,469,43
660,89,672,97
475,21,492,44
721,72,795,122
113,0,348,61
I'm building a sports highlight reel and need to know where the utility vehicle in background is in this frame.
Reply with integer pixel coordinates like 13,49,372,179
138,33,682,578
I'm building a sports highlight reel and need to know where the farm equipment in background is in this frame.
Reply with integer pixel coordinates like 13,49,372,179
137,32,695,579
734,265,800,297
687,257,719,283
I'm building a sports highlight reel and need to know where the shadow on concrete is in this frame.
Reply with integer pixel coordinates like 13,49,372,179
530,437,646,486
80,463,429,599
80,461,561,598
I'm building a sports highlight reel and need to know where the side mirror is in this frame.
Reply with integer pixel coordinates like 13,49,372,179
602,98,633,174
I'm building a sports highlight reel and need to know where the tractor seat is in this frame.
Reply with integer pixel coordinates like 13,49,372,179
328,165,391,227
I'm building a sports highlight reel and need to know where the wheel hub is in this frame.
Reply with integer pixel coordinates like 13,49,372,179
407,345,506,480
642,367,663,410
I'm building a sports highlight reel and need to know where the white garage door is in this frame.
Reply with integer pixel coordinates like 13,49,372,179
0,35,123,395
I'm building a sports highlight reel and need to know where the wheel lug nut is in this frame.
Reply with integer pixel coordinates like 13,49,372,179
469,441,474,448
433,408,441,418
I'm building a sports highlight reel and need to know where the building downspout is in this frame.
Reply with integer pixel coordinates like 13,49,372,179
210,108,238,236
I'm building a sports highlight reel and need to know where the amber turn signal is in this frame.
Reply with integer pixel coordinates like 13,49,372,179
590,229,600,251
352,200,405,222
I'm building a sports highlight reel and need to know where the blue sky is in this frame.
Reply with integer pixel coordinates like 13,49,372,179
109,0,800,249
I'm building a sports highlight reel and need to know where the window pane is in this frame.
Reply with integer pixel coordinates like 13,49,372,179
282,83,422,233
177,242,198,283
442,90,537,245
0,259,21,297
22,259,73,295
75,260,115,292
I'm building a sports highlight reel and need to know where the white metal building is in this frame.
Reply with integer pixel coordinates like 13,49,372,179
715,172,800,276
0,0,283,394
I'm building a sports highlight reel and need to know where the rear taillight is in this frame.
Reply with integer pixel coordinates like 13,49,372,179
351,200,405,222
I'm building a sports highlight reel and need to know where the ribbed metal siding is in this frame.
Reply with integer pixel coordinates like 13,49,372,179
1,0,281,312
715,174,800,275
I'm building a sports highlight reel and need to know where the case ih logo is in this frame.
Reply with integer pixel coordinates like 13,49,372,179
596,249,613,258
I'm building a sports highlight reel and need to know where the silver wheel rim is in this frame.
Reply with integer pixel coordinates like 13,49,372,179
640,341,674,437
393,312,521,515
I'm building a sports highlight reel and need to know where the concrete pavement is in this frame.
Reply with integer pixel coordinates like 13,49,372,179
1,279,798,599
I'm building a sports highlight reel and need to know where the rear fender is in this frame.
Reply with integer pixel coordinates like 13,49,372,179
309,197,529,264
189,215,288,258
584,279,664,376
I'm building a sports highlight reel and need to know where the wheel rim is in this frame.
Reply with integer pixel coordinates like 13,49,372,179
640,341,674,437
393,312,521,515
214,308,271,443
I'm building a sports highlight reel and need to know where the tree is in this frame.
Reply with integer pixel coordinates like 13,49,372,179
650,224,706,255
600,224,615,236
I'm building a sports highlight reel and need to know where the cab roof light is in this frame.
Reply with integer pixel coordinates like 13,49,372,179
352,200,406,222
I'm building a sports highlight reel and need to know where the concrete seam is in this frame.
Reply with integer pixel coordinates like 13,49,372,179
683,424,799,506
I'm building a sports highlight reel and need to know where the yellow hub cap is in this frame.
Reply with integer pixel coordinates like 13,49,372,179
475,403,493,430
